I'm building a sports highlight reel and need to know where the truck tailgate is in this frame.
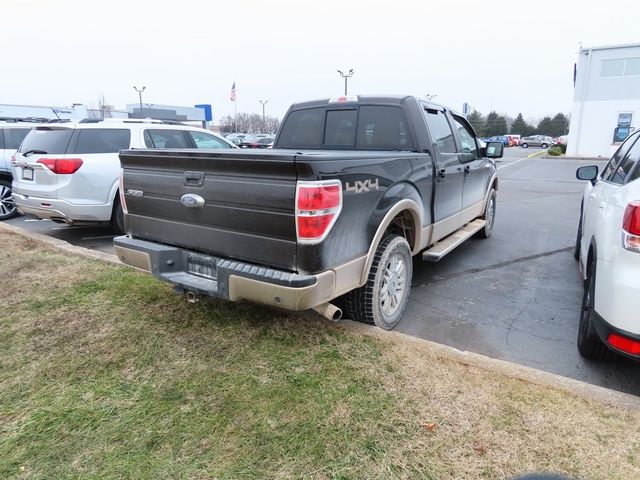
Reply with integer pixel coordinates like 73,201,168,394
119,149,298,271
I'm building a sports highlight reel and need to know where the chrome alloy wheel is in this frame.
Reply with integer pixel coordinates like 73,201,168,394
0,184,16,219
380,253,407,316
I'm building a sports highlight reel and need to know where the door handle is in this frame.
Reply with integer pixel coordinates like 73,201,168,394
464,165,470,175
438,169,446,180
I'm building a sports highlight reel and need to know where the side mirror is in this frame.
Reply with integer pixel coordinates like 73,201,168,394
485,141,504,159
576,165,599,184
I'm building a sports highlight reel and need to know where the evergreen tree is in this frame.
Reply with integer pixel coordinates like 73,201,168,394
536,116,554,136
550,113,569,137
485,111,508,137
467,110,486,137
510,113,530,136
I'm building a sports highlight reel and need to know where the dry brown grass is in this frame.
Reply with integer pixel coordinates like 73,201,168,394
1,231,639,479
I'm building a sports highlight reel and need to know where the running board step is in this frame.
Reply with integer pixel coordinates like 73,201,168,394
422,219,486,262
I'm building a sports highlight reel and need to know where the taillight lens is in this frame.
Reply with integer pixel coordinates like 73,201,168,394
296,181,342,243
608,333,640,356
622,201,640,252
37,158,83,174
119,168,128,215
10,154,17,165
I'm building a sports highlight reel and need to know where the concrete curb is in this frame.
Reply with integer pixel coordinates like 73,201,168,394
0,221,122,266
3,221,639,410
337,320,640,410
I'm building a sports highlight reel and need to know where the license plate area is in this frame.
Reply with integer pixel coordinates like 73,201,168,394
186,253,217,280
22,168,34,181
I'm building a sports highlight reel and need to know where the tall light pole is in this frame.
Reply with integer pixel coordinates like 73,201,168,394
259,99,268,131
133,86,146,112
337,69,355,95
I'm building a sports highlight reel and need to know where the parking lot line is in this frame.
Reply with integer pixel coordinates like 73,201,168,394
497,157,529,170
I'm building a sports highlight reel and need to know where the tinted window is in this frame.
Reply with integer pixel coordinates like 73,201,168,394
144,129,191,149
423,109,455,154
188,131,230,149
4,128,31,150
18,128,73,154
356,106,412,150
277,108,324,148
601,134,638,181
0,130,4,149
324,110,357,146
451,115,479,159
74,129,131,154
609,136,640,184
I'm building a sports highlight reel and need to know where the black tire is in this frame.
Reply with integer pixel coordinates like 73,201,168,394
577,256,611,360
476,189,496,239
522,143,529,148
341,235,412,330
111,197,125,234
0,179,19,221
541,143,548,149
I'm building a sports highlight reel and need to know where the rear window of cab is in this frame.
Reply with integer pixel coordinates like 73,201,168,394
277,105,414,151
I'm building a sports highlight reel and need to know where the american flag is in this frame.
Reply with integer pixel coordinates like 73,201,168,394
230,82,236,102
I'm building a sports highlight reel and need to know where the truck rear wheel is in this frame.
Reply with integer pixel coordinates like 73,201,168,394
342,235,412,330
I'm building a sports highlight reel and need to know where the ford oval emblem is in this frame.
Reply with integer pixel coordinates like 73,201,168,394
180,193,205,208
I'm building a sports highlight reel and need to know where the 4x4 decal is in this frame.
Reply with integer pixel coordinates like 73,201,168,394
345,178,379,193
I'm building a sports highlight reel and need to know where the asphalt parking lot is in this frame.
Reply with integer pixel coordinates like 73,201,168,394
7,147,639,395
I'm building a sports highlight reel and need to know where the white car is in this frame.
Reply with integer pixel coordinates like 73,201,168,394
575,129,640,361
11,118,235,232
0,121,42,220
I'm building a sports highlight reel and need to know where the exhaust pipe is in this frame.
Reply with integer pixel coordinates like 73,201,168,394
313,303,342,321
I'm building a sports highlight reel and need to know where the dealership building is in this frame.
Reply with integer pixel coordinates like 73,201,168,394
567,42,640,157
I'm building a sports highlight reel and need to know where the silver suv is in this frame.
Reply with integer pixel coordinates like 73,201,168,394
519,135,554,148
11,119,235,231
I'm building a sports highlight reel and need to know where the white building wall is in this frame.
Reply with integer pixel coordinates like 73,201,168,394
567,43,640,157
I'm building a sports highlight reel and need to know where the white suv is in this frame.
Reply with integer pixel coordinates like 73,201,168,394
0,121,42,220
575,130,640,361
11,119,235,231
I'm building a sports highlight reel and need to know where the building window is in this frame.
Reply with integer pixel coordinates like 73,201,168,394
601,57,640,77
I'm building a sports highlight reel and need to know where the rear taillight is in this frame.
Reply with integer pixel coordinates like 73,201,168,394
37,158,83,174
608,333,640,356
295,180,342,243
10,154,17,165
622,201,640,252
119,168,128,215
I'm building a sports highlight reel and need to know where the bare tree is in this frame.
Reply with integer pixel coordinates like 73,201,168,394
219,113,280,134
87,93,113,119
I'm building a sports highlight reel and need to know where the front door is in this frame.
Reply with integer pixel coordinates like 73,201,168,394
450,114,492,218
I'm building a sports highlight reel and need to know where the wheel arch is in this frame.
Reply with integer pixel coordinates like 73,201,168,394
359,198,423,286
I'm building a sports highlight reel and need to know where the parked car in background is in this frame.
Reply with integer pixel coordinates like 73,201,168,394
0,121,42,220
224,133,247,145
239,136,275,148
11,119,235,232
574,129,640,361
554,135,568,146
483,135,509,147
505,134,520,147
519,135,553,148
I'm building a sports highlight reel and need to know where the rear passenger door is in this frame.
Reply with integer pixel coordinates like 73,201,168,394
423,107,464,236
67,128,131,205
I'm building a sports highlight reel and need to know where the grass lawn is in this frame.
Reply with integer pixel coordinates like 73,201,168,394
1,231,639,479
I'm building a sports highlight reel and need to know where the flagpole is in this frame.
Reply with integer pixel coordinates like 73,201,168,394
234,98,237,133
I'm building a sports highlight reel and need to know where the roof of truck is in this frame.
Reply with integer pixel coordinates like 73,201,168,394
287,95,456,115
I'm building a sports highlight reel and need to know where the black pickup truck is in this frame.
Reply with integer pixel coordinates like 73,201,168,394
114,95,503,329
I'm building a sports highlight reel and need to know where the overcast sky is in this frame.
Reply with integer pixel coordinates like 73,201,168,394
3,0,640,122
